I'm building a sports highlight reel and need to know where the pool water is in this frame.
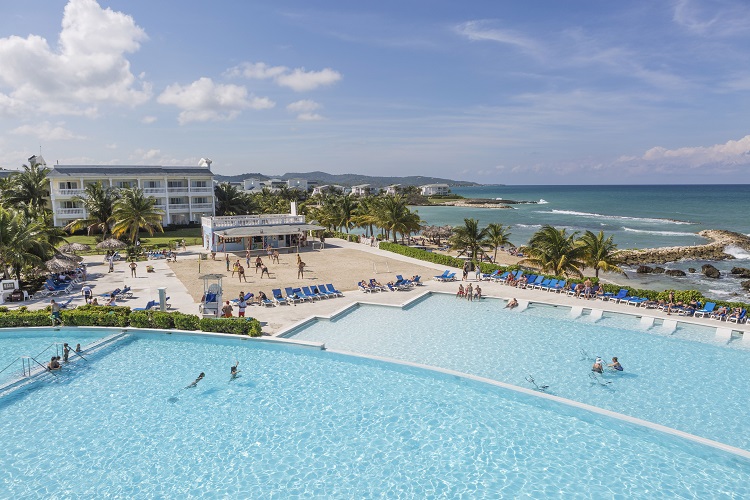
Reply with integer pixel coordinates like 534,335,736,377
0,328,109,385
1,331,748,497
288,293,750,451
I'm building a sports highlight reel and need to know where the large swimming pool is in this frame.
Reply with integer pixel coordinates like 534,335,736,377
287,293,750,452
1,329,748,497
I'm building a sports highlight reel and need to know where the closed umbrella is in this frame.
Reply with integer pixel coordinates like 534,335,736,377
59,242,91,253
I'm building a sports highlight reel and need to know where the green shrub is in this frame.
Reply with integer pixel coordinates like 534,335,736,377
152,311,175,329
128,311,152,328
173,312,200,331
325,230,359,242
379,242,467,269
199,317,262,336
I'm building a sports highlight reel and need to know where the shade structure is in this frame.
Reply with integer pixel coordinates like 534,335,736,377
59,252,83,263
96,238,128,250
45,256,79,273
58,242,91,253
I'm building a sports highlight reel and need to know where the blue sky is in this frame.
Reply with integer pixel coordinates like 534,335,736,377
1,0,750,184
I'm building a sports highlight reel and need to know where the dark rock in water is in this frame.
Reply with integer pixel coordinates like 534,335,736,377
731,267,750,278
702,264,721,279
665,269,686,277
688,268,696,273
741,280,750,290
653,267,666,274
636,265,654,274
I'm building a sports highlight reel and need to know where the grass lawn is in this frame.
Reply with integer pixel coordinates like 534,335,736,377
65,227,203,251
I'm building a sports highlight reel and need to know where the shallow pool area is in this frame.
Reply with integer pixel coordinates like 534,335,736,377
0,328,110,385
1,329,749,497
287,293,750,451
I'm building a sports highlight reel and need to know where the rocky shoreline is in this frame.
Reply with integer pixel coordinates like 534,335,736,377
437,198,536,209
616,230,750,265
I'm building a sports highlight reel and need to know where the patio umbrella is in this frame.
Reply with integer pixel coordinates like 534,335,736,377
45,256,78,273
96,238,128,250
59,242,91,253
59,252,83,263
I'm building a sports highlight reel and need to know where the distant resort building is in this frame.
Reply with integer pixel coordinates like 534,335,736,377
201,203,323,253
48,163,215,227
419,183,450,196
350,184,371,196
385,184,401,195
241,177,308,193
311,184,344,196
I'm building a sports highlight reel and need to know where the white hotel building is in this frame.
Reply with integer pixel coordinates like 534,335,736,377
48,165,215,227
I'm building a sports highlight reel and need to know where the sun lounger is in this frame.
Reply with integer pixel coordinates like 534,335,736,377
301,286,322,301
412,276,423,286
312,285,333,298
551,280,567,293
482,270,500,281
533,278,551,290
443,272,456,282
325,284,344,297
134,300,157,311
271,289,289,305
284,287,303,304
58,298,75,310
260,295,275,307
359,285,373,293
693,302,716,318
604,289,628,302
728,309,746,323
433,270,450,281
116,286,133,299
292,287,311,302
540,279,558,291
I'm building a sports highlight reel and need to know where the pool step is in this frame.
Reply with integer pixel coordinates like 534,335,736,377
588,309,603,322
715,327,732,342
569,306,583,319
639,316,655,329
660,319,678,334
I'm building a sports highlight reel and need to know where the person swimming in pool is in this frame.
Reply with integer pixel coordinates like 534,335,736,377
608,357,623,371
230,360,240,380
186,372,205,388
592,357,604,374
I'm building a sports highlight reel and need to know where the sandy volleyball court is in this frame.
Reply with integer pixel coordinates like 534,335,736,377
167,244,441,304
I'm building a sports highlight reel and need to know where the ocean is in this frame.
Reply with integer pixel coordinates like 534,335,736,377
413,185,750,299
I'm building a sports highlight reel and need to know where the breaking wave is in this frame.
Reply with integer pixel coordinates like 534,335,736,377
537,199,549,204
725,245,750,260
622,227,697,237
537,209,694,225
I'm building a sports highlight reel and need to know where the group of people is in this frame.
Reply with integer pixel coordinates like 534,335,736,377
591,356,623,373
456,283,482,301
185,361,241,388
47,343,82,370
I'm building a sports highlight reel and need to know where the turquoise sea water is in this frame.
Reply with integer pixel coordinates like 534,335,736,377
1,329,749,497
414,185,750,298
288,293,750,451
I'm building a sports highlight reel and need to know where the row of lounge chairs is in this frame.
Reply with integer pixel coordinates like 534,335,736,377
265,285,344,307
360,275,422,292
599,290,747,322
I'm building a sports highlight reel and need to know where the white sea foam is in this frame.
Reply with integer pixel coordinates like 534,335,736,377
515,224,542,229
725,245,750,260
537,209,694,225
708,289,732,296
537,199,549,204
622,227,697,237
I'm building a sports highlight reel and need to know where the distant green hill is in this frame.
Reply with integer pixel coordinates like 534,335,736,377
214,171,479,188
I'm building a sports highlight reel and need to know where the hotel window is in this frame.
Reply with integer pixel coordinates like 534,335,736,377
192,180,207,187
58,181,78,190
168,180,185,188
193,197,208,204
117,181,134,189
61,201,80,209
144,180,160,188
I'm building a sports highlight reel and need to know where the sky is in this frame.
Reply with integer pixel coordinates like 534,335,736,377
1,0,750,184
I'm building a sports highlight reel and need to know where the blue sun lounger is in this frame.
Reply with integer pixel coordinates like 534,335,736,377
693,302,715,318
434,270,450,281
325,284,344,297
271,289,288,306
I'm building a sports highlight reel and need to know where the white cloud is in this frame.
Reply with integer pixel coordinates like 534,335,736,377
454,20,544,59
225,62,288,80
0,0,151,117
141,115,157,124
228,61,342,92
641,135,750,166
276,67,342,91
297,113,324,121
11,121,85,140
157,77,275,124
286,99,321,113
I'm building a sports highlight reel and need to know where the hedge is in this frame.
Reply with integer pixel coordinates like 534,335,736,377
378,242,750,312
325,230,359,242
0,305,262,337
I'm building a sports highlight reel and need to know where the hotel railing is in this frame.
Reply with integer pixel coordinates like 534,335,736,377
56,189,84,196
169,204,190,210
190,187,212,193
207,214,306,229
143,188,165,194
57,208,85,215
191,203,213,209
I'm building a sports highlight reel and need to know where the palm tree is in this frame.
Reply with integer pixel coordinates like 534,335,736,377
64,182,119,239
2,161,50,216
352,196,380,237
0,208,54,283
449,218,488,260
578,230,623,278
336,195,358,233
376,195,422,243
520,225,587,277
215,183,252,216
111,187,165,244
483,223,514,263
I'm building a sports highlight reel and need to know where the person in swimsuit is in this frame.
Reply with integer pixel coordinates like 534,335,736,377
48,356,61,371
230,361,240,380
592,357,604,374
505,298,518,309
62,343,71,363
75,343,82,353
186,373,205,388
608,357,623,371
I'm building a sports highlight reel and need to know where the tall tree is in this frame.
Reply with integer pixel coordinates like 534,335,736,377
520,225,587,277
376,195,422,243
449,218,488,260
0,208,54,283
578,230,623,278
111,187,165,244
2,161,50,216
215,183,253,216
483,223,514,263
336,195,358,233
64,182,119,239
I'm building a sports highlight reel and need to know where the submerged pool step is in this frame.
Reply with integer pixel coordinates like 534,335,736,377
639,316,655,329
661,319,678,334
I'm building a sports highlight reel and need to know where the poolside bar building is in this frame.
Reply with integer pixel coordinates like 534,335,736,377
201,209,324,253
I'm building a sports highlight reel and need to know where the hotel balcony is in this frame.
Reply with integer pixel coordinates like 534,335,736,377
206,214,306,229
167,186,189,193
169,203,190,211
189,186,213,193
191,203,214,210
143,187,166,195
57,208,85,216
55,189,85,197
